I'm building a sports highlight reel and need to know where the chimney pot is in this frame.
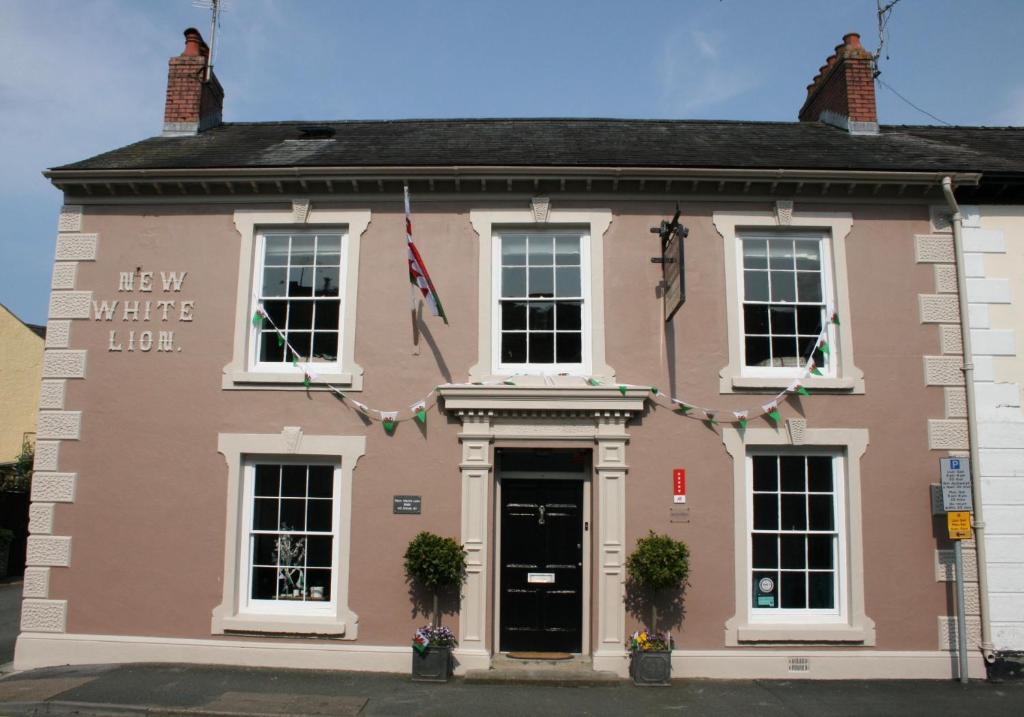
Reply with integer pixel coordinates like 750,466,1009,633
163,27,224,136
798,32,878,134
843,32,862,47
183,28,203,56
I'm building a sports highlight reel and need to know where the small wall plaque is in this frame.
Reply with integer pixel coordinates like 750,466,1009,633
393,495,422,514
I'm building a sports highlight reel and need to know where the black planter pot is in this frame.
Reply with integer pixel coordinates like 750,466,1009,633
411,645,453,682
630,650,672,686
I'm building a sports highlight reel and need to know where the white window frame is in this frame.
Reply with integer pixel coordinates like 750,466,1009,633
224,206,369,390
723,426,875,645
238,459,341,618
737,232,838,380
746,449,846,624
249,230,348,376
491,229,592,375
468,206,614,382
212,430,365,637
713,208,864,394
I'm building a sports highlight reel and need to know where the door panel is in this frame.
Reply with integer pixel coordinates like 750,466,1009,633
500,479,583,652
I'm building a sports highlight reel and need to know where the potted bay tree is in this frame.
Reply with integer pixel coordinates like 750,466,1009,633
404,531,467,682
625,530,690,686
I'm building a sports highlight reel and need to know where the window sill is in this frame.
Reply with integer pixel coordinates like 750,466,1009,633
721,375,865,394
735,622,871,644
215,613,347,637
223,370,355,390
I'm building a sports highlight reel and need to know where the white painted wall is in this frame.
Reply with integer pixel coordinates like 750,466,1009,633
969,206,1024,651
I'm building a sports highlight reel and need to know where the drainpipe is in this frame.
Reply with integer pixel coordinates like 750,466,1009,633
941,176,996,666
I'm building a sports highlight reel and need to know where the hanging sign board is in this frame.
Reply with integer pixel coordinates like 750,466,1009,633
940,458,973,512
673,469,686,504
393,495,422,514
662,228,685,321
947,511,973,540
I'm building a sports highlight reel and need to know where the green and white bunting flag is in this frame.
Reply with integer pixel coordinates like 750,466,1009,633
762,401,781,423
672,399,692,415
650,386,659,395
587,377,601,386
381,411,398,434
733,410,748,429
704,409,718,425
411,400,428,424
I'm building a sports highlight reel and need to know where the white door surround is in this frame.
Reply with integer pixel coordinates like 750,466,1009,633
437,384,647,674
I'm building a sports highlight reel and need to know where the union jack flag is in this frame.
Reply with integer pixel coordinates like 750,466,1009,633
405,185,448,324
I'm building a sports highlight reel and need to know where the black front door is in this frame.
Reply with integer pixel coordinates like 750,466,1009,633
500,478,584,652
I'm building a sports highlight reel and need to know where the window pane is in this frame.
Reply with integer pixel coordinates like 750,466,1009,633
555,236,580,265
752,571,778,608
289,301,313,330
752,456,777,491
502,268,526,297
555,267,581,297
253,499,278,530
742,239,768,269
529,302,554,331
780,534,805,569
800,336,821,364
260,332,285,362
807,535,834,569
308,466,333,498
307,501,333,533
797,306,823,335
502,236,527,265
502,333,526,363
770,271,796,302
307,536,332,567
252,534,277,565
306,569,332,601
807,457,833,492
744,270,769,301
317,234,341,256
797,272,822,303
528,236,553,265
556,333,582,364
252,567,277,599
770,306,796,335
745,336,771,367
769,240,794,270
287,331,312,359
264,237,290,266
781,494,807,530
752,534,778,568
262,300,286,326
753,493,778,530
289,267,314,297
279,499,306,531
529,267,554,297
794,240,821,270
262,267,287,297
314,300,339,330
780,456,805,492
281,465,306,496
311,332,338,362
529,333,554,363
809,571,835,609
744,305,769,335
314,267,340,297
780,571,807,608
771,336,798,365
291,236,315,265
557,302,582,330
255,466,279,497
502,301,527,330
808,495,835,531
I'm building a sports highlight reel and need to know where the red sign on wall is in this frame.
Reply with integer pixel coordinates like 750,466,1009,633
673,469,686,504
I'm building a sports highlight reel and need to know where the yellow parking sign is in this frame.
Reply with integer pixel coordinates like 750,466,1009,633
947,511,973,540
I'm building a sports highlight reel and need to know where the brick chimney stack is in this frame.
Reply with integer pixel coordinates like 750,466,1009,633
798,33,878,135
163,28,224,136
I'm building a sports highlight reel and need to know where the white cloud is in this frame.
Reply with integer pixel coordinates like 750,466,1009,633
657,28,758,117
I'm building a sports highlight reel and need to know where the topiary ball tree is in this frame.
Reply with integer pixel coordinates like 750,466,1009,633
404,531,468,627
625,530,690,634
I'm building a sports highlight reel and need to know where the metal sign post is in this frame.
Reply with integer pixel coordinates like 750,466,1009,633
940,457,973,683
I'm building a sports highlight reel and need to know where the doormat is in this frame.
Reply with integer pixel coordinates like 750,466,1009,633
506,651,573,661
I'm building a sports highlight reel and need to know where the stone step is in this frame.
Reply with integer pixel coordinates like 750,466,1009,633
464,655,621,685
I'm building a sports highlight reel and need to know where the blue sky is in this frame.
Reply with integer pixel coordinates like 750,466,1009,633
2,0,1022,324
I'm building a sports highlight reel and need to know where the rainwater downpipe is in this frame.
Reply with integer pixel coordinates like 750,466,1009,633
941,176,997,666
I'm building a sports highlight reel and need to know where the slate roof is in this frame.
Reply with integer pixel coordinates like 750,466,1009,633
52,119,1024,175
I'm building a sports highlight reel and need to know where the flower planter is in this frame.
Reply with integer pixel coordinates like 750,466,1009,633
630,650,672,686
411,645,453,682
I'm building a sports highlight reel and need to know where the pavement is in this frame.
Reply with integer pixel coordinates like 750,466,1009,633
0,662,1022,716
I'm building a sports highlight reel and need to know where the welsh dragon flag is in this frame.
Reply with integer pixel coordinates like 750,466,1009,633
405,185,448,324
